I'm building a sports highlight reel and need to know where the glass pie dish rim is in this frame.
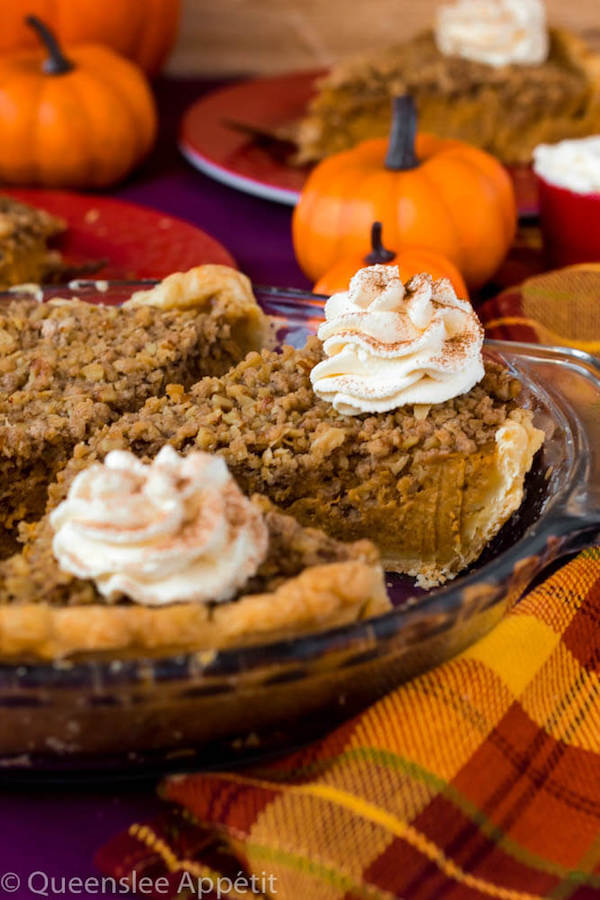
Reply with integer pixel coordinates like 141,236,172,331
1,280,599,692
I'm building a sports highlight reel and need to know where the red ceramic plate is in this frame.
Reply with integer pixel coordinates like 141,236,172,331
2,188,235,280
180,71,539,216
180,71,319,205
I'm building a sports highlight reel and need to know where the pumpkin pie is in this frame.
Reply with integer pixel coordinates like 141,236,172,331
0,449,389,661
44,268,545,591
296,28,600,166
0,195,68,288
0,265,267,556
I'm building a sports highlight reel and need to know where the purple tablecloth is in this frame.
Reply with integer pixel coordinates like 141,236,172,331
119,79,311,291
0,77,310,899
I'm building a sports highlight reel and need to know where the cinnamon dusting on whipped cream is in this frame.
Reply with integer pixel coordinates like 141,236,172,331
310,266,485,415
50,447,268,606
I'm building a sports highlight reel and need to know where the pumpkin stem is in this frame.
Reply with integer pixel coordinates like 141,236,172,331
365,222,396,265
26,16,74,76
385,96,419,172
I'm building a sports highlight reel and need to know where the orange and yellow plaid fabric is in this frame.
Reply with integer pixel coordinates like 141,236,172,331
480,262,600,352
97,547,600,899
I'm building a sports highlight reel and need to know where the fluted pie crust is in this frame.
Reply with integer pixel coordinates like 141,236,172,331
297,28,600,165
0,499,389,661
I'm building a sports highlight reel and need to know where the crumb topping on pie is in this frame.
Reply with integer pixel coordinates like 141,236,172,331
50,447,269,607
37,295,543,592
48,336,525,507
0,265,267,556
0,195,66,289
126,265,269,360
311,267,485,414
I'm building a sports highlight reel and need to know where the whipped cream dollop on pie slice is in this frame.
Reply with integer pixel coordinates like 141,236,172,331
311,266,485,415
435,0,549,67
50,447,268,606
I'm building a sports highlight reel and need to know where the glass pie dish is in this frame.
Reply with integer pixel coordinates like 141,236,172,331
0,282,599,776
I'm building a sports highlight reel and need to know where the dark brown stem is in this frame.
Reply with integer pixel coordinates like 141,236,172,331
365,222,396,265
26,16,74,76
385,96,419,171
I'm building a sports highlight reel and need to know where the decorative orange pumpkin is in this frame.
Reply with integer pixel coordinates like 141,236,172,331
0,0,180,76
0,17,158,189
314,222,469,298
293,96,517,292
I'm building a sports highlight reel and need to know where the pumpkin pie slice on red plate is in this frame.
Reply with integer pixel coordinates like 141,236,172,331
0,195,67,288
42,265,545,596
296,0,600,167
0,194,107,288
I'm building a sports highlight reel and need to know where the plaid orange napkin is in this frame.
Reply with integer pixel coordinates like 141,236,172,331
96,547,600,899
480,262,600,352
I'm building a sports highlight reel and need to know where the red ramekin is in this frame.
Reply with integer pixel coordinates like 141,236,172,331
537,173,600,268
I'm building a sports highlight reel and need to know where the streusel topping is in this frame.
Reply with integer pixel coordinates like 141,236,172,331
44,336,522,533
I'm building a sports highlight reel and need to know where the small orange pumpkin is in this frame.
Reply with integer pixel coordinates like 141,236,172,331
314,222,469,298
0,17,157,189
293,96,517,291
0,0,180,75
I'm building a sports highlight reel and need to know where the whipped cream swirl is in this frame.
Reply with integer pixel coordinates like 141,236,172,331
310,266,484,415
50,447,268,606
435,0,549,67
533,137,600,195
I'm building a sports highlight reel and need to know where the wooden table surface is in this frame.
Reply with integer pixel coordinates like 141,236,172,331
169,0,600,76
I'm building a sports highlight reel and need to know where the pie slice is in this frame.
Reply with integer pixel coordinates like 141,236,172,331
0,485,388,662
0,265,267,556
296,29,600,166
45,273,544,589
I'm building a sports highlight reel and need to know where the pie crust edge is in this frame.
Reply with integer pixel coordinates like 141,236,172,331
0,558,390,662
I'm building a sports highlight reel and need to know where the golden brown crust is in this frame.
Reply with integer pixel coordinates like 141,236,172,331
127,264,253,313
0,559,389,662
554,28,600,88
